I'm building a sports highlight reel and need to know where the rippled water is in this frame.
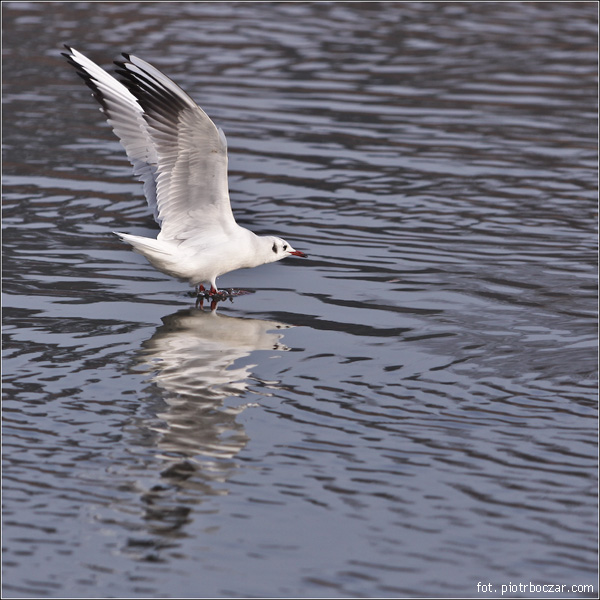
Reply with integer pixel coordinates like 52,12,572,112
2,2,597,598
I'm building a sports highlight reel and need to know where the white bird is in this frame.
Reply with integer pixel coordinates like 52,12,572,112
63,46,306,298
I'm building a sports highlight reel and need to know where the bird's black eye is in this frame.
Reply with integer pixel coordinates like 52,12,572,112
272,243,278,253
283,244,288,251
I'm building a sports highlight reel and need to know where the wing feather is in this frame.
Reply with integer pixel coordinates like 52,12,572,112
63,47,238,241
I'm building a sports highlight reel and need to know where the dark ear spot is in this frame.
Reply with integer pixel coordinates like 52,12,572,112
272,243,278,253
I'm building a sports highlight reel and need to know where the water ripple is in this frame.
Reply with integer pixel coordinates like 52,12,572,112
2,2,597,597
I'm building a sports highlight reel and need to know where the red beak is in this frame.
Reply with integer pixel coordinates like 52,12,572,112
290,250,307,257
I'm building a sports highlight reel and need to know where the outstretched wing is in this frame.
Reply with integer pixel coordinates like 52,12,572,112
63,46,238,241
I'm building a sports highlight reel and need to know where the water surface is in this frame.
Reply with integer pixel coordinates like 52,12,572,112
2,2,597,597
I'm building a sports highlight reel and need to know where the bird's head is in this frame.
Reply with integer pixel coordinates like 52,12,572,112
265,236,307,263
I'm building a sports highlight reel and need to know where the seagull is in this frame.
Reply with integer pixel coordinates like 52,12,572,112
63,46,306,298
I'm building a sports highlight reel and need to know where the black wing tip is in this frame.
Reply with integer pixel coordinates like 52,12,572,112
114,54,140,73
63,45,132,67
61,44,74,60
62,46,186,119
61,48,111,112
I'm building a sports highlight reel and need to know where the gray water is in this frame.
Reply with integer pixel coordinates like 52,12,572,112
2,2,597,598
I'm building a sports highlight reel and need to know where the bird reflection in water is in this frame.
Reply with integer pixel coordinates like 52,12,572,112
128,306,291,555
